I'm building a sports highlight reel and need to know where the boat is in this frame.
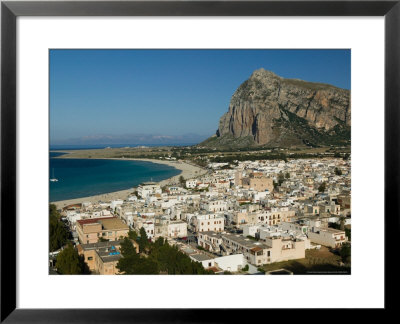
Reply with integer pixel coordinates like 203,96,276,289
50,168,58,182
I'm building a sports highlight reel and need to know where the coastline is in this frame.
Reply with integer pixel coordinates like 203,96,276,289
51,158,208,209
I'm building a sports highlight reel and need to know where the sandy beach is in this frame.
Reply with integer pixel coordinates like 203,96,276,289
52,158,208,209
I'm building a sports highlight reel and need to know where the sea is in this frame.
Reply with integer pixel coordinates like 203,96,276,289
49,151,181,202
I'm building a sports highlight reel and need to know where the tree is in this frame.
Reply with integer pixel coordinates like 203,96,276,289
117,237,158,274
179,175,185,187
285,172,290,179
139,227,149,253
334,167,342,176
128,229,138,241
116,237,140,274
49,204,69,252
318,182,326,193
339,242,351,264
278,172,285,185
345,228,351,241
56,243,84,274
117,235,214,275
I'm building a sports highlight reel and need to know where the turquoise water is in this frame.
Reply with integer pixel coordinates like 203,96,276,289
49,152,181,202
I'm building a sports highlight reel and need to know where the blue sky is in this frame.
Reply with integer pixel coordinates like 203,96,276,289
50,49,350,145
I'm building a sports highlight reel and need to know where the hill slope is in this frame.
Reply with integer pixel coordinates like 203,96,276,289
201,68,351,148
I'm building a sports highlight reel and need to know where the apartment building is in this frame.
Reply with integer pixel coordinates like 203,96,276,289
167,220,188,238
308,227,347,248
192,214,224,232
185,179,197,189
77,240,139,275
241,172,274,193
198,231,223,253
200,199,228,212
221,233,305,266
76,217,129,244
138,182,162,198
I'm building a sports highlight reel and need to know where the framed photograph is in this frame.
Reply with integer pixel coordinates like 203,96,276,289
1,0,397,321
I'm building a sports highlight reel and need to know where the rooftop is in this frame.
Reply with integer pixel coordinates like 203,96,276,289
191,253,215,262
79,240,122,251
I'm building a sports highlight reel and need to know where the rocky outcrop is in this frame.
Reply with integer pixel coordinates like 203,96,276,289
209,68,350,147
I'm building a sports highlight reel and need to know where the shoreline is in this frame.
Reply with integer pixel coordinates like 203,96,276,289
51,158,207,209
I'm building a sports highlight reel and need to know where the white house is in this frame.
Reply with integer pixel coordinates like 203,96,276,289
138,182,162,198
185,179,197,189
167,221,188,238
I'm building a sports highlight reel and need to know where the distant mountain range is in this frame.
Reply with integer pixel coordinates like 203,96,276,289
52,133,209,146
200,68,351,148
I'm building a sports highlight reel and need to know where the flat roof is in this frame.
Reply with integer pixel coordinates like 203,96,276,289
77,217,115,226
98,251,122,263
100,218,129,230
222,233,270,249
79,240,121,251
191,254,214,262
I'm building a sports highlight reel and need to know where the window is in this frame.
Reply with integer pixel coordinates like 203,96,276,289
88,256,93,261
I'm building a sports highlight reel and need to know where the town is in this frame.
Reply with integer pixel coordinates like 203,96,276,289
49,155,351,275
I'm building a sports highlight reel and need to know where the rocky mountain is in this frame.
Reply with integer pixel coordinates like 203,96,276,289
201,68,351,148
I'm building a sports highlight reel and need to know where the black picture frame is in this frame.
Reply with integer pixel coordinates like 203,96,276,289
1,0,398,322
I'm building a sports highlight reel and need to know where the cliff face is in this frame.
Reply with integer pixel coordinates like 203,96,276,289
208,68,350,147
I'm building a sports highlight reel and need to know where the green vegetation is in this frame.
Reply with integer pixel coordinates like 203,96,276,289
283,78,343,91
179,175,185,187
56,243,89,274
116,237,158,274
345,228,351,241
117,232,214,275
49,204,69,252
275,108,351,148
278,172,285,186
138,227,150,253
128,229,138,241
339,243,351,264
242,264,249,272
318,182,326,193
334,167,342,176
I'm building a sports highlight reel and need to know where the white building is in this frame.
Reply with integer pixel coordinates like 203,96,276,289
193,214,224,233
167,221,188,238
200,199,228,212
308,227,347,248
185,179,197,189
138,182,162,198
214,254,246,272
110,199,124,211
